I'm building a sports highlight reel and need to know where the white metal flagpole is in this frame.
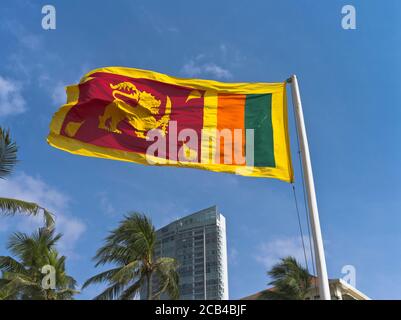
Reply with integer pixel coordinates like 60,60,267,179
288,75,331,300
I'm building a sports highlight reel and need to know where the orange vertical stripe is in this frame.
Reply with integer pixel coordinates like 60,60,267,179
216,94,246,165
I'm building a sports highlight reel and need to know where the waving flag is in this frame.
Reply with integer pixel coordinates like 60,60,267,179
47,67,293,182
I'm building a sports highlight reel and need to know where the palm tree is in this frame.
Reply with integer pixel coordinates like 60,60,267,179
0,127,54,228
83,212,179,300
0,227,78,300
261,256,311,300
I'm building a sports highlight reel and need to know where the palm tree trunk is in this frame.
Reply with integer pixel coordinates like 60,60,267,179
146,273,153,300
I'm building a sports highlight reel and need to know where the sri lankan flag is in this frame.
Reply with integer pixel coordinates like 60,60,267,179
47,67,293,182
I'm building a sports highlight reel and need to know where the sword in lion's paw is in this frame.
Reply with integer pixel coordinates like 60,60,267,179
158,96,172,136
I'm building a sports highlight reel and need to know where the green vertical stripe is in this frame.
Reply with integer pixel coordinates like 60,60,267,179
245,94,275,167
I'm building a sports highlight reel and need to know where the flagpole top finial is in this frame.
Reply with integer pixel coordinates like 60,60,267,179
286,75,297,83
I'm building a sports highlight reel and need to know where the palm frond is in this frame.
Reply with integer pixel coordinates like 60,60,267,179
265,256,311,300
259,289,294,300
93,244,130,267
64,275,78,289
0,256,27,275
0,198,55,228
82,267,123,289
153,257,179,300
0,127,17,179
88,213,178,300
119,278,142,300
110,260,140,284
92,282,124,300
1,228,77,299
1,272,41,290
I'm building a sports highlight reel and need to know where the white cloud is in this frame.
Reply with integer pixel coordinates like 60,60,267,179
166,27,179,33
1,19,78,104
203,64,232,79
97,192,116,216
0,173,86,257
56,215,86,257
19,33,43,51
255,236,312,271
40,66,88,107
0,76,26,116
136,6,179,35
182,60,232,80
0,173,69,212
181,43,247,80
51,82,67,105
2,20,43,51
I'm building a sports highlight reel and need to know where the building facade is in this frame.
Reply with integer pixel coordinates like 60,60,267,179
304,278,370,300
241,278,370,300
145,206,229,300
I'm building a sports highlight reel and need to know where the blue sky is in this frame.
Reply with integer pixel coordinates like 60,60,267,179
0,0,400,299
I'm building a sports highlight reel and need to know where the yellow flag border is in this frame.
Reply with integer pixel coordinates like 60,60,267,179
47,67,293,182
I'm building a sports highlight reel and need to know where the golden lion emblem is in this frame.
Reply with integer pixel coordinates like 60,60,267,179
98,82,171,139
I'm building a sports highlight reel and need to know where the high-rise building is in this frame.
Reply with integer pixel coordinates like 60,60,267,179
143,206,229,300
